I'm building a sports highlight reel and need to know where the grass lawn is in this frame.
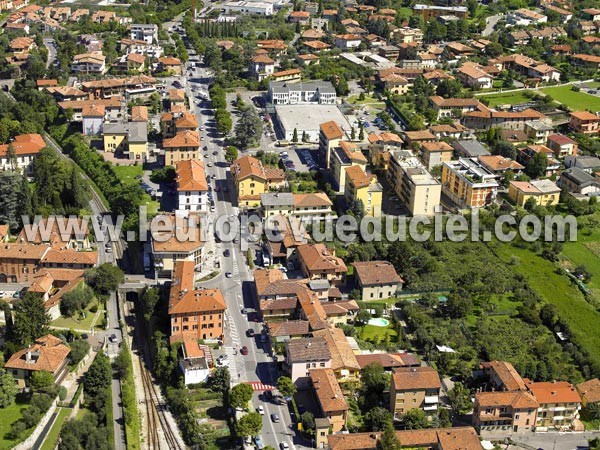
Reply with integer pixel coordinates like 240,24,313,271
479,91,532,107
542,85,600,112
51,300,101,331
0,401,30,450
113,164,143,186
40,408,72,450
358,324,397,343
348,95,386,108
492,242,600,373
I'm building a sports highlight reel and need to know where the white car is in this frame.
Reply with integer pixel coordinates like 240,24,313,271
280,443,289,450
207,162,213,167
257,405,265,415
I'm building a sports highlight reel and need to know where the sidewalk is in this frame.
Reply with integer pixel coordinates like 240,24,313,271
62,349,97,404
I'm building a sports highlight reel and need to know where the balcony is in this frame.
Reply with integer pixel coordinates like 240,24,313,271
424,396,439,404
423,404,438,411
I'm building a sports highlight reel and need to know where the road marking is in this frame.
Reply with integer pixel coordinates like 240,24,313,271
243,382,276,391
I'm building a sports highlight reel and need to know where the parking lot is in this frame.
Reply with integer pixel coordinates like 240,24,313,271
279,146,319,174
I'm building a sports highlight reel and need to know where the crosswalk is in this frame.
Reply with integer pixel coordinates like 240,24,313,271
244,381,276,391
223,310,243,380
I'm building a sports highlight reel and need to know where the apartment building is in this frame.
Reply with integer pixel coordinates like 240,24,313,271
71,52,106,74
352,261,403,301
526,380,582,430
163,130,202,166
344,166,382,217
480,361,527,392
457,62,493,89
230,155,285,208
546,134,578,159
130,23,158,44
168,260,227,344
472,154,521,177
319,121,344,169
268,80,336,105
0,133,46,175
330,141,367,192
524,120,554,145
569,111,599,134
176,159,209,214
368,131,403,168
151,218,204,277
222,1,274,15
463,108,547,131
509,180,561,207
442,158,499,208
286,337,332,387
249,53,275,81
413,4,468,19
429,96,486,120
313,327,360,382
387,150,441,216
310,368,348,432
390,366,442,419
297,243,347,285
420,141,453,170
473,391,539,432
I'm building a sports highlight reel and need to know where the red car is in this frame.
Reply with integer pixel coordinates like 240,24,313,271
240,346,248,355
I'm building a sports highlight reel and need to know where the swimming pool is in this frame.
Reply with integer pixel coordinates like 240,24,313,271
368,318,390,327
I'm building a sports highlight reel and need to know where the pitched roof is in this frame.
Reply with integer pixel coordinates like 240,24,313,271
176,159,208,192
355,352,420,369
231,155,283,183
169,287,226,315
5,334,70,373
577,378,600,404
287,337,331,362
345,165,371,189
478,155,524,171
571,111,599,121
475,390,539,409
313,327,360,371
158,56,182,66
293,192,332,208
547,134,576,146
480,360,526,391
41,249,97,266
0,243,50,260
0,133,46,157
82,104,105,117
310,368,348,412
526,380,582,404
392,366,441,391
268,320,309,337
131,105,148,122
353,261,403,285
297,243,347,273
421,141,453,153
320,121,344,140
253,268,285,295
163,130,201,148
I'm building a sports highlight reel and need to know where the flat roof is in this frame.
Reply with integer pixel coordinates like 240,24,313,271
275,104,352,134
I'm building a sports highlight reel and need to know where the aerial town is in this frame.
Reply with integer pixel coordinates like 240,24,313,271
0,0,600,449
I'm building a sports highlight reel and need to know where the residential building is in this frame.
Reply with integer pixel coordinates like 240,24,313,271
344,166,382,217
268,80,337,105
286,337,332,387
4,334,71,388
80,75,156,100
352,261,403,301
289,10,310,24
230,155,285,208
271,68,302,83
571,54,600,70
250,53,275,81
268,320,310,343
518,145,561,178
509,180,561,207
577,379,600,410
0,243,50,283
168,260,226,343
457,62,493,89
0,133,46,175
569,111,599,134
524,120,554,145
507,8,547,25
356,352,420,372
313,327,360,382
334,34,362,50
558,167,600,196
179,340,211,385
378,70,409,95
71,52,106,74
297,243,347,285
564,155,600,173
261,192,334,221
478,155,524,177
163,130,202,166
327,427,483,450
547,134,578,159
429,96,486,120
390,366,442,418
151,218,204,277
81,104,105,136
526,380,582,430
442,158,499,208
473,391,539,432
319,121,344,169
126,121,148,161
463,109,547,131
310,368,348,432
368,132,403,169
420,141,453,170
158,56,182,75
387,150,441,216
130,23,158,44
102,122,128,154
330,141,367,192
176,159,209,214
261,192,294,218
413,4,468,20
113,52,145,73
393,27,423,44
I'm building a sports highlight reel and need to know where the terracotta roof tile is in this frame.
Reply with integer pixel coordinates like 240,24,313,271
5,334,70,373
392,366,441,390
176,159,208,192
310,368,348,412
353,261,403,285
577,378,600,404
313,327,360,371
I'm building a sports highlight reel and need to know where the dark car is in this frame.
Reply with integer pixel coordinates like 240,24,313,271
240,346,248,355
246,329,255,337
264,390,273,400
271,413,280,423
224,249,231,257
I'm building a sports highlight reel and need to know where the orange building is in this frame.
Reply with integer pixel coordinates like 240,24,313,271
168,260,227,344
569,111,599,134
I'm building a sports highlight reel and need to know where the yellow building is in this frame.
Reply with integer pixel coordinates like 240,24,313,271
127,121,148,160
103,123,128,153
163,130,201,166
344,165,382,217
508,179,560,207
231,155,285,208
331,141,367,193
319,121,344,169
103,120,148,160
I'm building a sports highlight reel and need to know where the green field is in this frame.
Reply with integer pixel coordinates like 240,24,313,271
113,165,143,186
40,408,72,450
479,91,532,107
0,401,29,450
542,85,600,112
51,300,102,331
492,242,600,374
358,323,397,343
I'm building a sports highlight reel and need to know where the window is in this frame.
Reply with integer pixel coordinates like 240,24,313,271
306,363,311,368
320,362,325,367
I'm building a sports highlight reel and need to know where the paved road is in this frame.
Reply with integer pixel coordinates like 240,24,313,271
482,14,502,37
512,431,600,450
43,37,57,69
184,53,297,450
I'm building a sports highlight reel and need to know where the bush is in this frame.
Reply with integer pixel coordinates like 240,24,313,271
59,386,67,401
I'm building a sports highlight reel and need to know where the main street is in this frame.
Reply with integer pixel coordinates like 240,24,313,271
173,22,297,448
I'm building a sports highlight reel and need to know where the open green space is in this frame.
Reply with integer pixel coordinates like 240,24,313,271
112,165,143,187
357,324,398,343
0,401,32,450
348,95,386,108
479,91,532,107
40,407,72,450
51,300,102,331
542,85,600,111
492,242,600,374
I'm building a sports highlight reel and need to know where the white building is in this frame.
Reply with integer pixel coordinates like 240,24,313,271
222,1,273,16
176,159,209,214
71,52,106,74
178,341,211,385
268,80,337,105
130,23,158,44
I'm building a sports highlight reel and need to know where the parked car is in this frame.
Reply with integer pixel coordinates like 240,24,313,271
257,405,265,415
224,249,231,257
246,329,255,337
280,443,289,450
254,436,265,450
240,346,248,355
271,413,280,423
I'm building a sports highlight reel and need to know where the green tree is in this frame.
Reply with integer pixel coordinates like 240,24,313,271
113,344,132,378
526,151,548,179
447,382,472,416
292,128,298,143
70,339,91,366
13,292,50,346
209,366,231,396
229,383,254,409
84,352,112,399
141,287,159,322
436,79,462,98
358,125,365,141
85,264,124,294
60,284,94,317
234,107,263,149
493,141,516,160
445,290,473,319
0,370,18,408
301,411,315,435
225,146,239,162
235,411,262,437
30,371,55,393
277,376,296,398
365,406,393,431
377,423,401,450
400,408,429,429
